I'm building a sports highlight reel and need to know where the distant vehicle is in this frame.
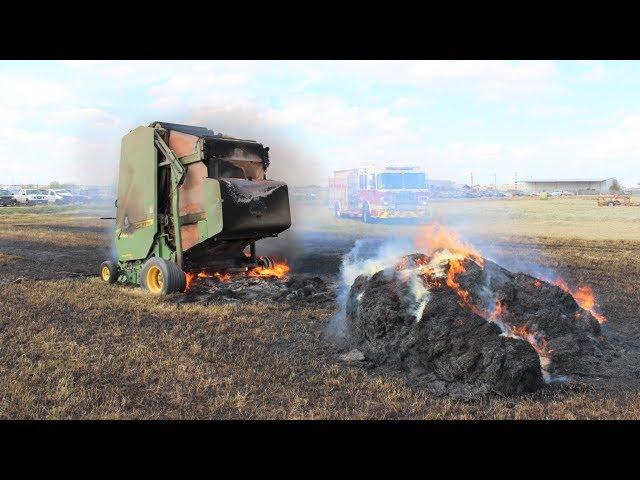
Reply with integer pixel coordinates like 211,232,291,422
1,186,20,196
14,188,47,205
0,189,17,206
328,166,430,223
486,190,507,198
44,188,74,204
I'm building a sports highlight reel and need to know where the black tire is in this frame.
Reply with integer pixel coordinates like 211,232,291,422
100,261,119,284
334,202,341,218
140,257,186,295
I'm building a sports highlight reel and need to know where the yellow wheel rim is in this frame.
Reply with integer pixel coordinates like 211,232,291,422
146,266,164,293
101,266,111,282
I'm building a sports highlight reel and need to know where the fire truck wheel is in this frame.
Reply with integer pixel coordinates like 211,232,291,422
334,202,342,218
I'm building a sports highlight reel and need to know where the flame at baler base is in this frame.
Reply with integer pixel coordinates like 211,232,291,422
183,258,337,306
341,223,607,397
186,259,290,290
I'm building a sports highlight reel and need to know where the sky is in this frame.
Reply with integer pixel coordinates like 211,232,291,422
1,60,639,187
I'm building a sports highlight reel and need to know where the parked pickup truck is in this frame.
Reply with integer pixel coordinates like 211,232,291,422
14,189,48,205
0,189,17,206
44,188,74,204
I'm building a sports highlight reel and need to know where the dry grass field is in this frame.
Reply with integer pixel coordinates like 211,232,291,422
1,197,640,419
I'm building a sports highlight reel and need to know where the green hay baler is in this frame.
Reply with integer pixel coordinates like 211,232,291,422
100,121,291,294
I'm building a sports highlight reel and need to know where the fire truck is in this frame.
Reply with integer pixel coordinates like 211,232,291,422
328,166,430,223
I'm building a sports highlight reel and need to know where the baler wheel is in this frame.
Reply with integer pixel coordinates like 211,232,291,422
100,261,119,284
141,258,187,295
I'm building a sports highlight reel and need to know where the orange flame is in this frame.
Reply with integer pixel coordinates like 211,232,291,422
185,259,290,290
491,299,507,321
247,260,290,279
416,223,484,266
414,223,486,313
510,324,553,358
554,278,607,324
185,270,232,289
446,258,471,304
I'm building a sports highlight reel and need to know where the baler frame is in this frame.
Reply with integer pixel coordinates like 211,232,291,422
101,122,291,294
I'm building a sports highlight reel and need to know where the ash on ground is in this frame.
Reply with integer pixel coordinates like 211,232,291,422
343,251,607,398
180,274,336,305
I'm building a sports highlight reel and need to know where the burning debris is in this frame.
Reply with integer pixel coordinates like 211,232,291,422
341,225,607,397
182,260,335,306
185,259,291,290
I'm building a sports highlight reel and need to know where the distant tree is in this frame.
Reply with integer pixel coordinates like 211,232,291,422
609,179,621,192
49,180,62,188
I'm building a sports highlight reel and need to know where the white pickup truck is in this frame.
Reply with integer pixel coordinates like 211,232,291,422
14,188,48,205
44,188,74,204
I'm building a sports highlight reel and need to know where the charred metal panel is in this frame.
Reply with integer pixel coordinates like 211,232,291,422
115,126,158,262
184,238,254,269
204,138,269,178
218,179,291,238
152,121,223,138
169,130,199,158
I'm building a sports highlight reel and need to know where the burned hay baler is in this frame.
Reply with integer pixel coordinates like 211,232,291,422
100,121,291,294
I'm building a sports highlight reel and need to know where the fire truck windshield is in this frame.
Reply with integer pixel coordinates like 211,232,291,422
377,172,426,190
403,173,426,189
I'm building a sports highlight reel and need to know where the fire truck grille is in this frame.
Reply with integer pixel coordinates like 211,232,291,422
394,191,415,208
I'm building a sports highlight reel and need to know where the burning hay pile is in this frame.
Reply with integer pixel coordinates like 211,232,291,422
342,226,607,397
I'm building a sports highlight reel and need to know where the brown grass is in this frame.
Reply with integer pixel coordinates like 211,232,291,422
294,196,640,241
1,207,640,419
3,277,640,419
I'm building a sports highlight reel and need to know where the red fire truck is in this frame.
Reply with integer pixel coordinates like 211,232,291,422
328,166,430,223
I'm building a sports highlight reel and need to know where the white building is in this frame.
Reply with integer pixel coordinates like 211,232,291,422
522,178,617,194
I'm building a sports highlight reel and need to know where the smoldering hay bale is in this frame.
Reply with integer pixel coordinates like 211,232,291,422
344,251,604,397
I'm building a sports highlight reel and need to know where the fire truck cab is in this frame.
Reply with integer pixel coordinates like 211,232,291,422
328,166,430,223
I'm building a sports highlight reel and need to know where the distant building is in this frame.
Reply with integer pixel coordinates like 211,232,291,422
522,178,617,194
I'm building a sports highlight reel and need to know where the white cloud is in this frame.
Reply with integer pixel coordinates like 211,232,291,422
44,108,121,128
286,60,559,101
577,60,607,81
0,76,72,109
1,61,637,187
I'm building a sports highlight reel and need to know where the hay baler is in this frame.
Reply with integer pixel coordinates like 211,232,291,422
100,121,291,294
